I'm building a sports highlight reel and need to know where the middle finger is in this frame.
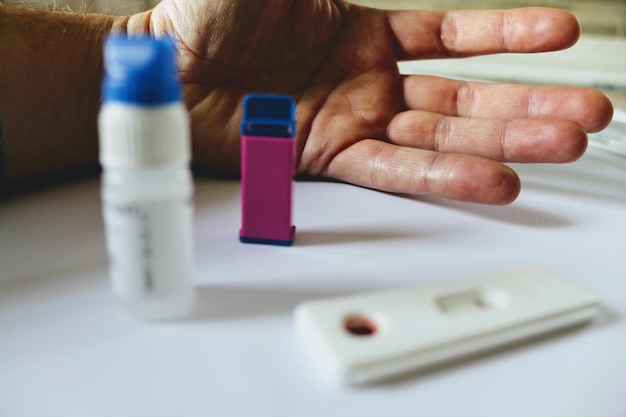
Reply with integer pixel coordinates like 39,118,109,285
402,74,612,133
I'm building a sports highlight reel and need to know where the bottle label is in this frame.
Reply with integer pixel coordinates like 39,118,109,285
102,197,193,298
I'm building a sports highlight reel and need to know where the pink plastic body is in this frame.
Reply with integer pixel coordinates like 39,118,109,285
239,134,295,245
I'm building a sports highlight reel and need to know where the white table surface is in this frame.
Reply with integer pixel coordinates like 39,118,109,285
1,146,625,417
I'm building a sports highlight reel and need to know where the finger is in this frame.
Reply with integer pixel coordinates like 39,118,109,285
387,111,588,163
403,75,614,133
325,139,521,205
387,7,580,59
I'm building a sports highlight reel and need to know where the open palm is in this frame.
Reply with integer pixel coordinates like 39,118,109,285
128,0,612,204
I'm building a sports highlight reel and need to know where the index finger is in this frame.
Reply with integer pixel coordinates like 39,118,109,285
387,7,580,60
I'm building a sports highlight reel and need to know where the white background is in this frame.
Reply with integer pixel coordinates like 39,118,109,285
1,144,625,417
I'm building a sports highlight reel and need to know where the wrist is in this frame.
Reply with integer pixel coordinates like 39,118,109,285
0,6,116,186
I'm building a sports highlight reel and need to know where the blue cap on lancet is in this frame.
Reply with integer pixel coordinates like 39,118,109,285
102,35,181,105
241,94,296,138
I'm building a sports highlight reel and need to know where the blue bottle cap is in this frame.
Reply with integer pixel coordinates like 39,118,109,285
102,34,181,105
241,94,296,137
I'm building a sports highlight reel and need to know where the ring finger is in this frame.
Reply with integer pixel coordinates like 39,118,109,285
387,110,588,163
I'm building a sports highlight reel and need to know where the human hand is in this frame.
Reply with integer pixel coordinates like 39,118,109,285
125,1,613,204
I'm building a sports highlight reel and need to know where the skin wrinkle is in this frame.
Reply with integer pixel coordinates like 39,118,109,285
308,119,335,176
527,86,539,119
434,115,451,153
456,81,474,118
500,10,510,52
384,10,406,64
346,92,372,137
370,142,395,190
346,67,393,137
293,34,347,174
499,119,513,161
387,110,428,147
423,151,448,197
190,87,241,173
167,1,205,52
318,83,376,170
439,11,457,56
296,88,334,174
305,84,355,176
307,11,394,176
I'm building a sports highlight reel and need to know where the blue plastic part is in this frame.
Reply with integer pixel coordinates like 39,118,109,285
102,34,181,106
239,236,294,246
241,94,296,137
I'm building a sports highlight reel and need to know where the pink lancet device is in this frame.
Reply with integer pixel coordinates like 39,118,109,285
239,94,296,246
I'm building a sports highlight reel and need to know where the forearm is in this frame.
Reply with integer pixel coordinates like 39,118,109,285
0,6,126,190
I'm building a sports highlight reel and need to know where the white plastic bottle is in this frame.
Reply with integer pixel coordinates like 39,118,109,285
98,35,194,319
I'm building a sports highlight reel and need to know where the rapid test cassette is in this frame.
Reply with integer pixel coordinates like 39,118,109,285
294,267,599,385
